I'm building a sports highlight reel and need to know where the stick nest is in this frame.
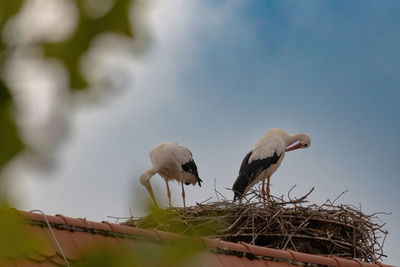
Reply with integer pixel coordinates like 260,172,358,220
124,187,388,263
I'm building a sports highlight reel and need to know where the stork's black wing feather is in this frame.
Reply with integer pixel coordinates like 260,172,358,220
238,151,253,176
182,159,202,186
232,151,281,201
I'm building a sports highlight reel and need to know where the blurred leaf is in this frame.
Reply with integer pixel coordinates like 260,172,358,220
0,0,26,172
0,80,23,170
77,0,133,37
0,202,44,260
43,0,134,89
77,235,202,267
77,248,141,267
134,207,225,236
0,0,24,54
160,237,203,264
0,0,139,172
0,0,24,27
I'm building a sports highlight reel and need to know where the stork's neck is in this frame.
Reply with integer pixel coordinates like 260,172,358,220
285,133,308,147
140,168,157,186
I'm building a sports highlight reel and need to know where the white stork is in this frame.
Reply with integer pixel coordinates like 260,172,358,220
232,128,311,203
140,142,202,208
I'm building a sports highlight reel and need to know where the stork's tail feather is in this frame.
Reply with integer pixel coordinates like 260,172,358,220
232,174,250,201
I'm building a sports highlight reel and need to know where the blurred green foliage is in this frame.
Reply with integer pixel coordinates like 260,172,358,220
0,205,205,266
135,207,227,237
0,0,25,170
0,203,45,263
0,1,204,266
0,0,140,173
78,236,203,267
44,0,134,89
0,80,23,168
0,1,24,51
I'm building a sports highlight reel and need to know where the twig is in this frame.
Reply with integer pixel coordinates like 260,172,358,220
331,190,349,205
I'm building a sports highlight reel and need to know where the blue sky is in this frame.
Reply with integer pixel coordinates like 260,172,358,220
9,0,400,264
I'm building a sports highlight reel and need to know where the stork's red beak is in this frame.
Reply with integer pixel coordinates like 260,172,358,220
146,185,159,208
285,142,302,152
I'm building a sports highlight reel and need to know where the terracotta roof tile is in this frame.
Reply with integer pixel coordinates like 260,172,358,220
149,229,205,249
370,263,389,267
16,210,46,222
114,235,136,247
286,249,337,266
200,238,248,254
47,255,68,266
237,256,254,267
26,226,57,258
220,241,249,253
41,226,81,261
83,219,113,232
66,230,98,255
91,232,122,249
103,222,158,238
8,209,396,267
200,236,226,249
151,229,182,240
100,220,122,232
24,253,47,263
239,257,268,267
187,251,224,267
55,214,87,228
264,261,292,267
216,254,246,267
332,256,367,267
17,210,64,225
239,242,293,261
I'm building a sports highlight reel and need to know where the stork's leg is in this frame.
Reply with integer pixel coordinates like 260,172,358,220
181,182,186,208
165,180,172,208
262,179,266,204
267,176,271,200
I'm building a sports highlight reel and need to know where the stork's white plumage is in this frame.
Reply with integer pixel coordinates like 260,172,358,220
232,128,311,202
140,142,202,208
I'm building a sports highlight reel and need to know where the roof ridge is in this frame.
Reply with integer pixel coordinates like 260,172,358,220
29,219,161,243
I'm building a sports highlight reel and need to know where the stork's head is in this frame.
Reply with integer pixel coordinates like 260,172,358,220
140,171,152,187
285,134,311,152
140,170,158,208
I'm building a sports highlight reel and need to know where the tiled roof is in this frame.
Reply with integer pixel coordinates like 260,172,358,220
2,209,396,267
